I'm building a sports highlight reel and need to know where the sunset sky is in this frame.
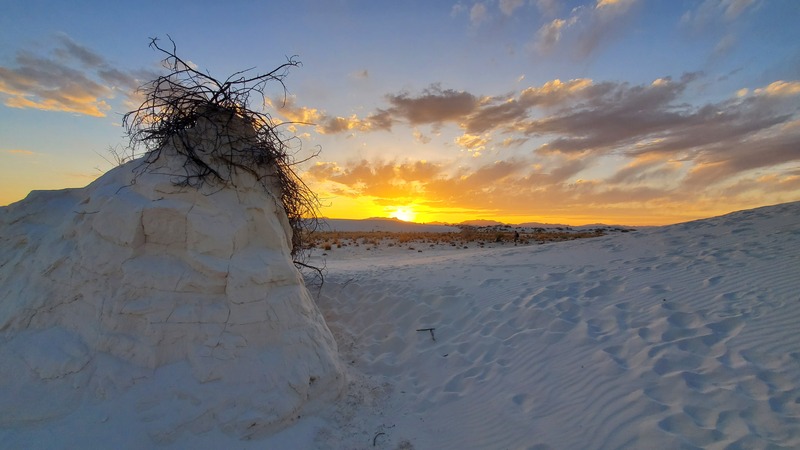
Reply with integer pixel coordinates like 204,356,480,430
2,0,799,225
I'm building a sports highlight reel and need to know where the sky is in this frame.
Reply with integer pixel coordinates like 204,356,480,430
1,0,799,225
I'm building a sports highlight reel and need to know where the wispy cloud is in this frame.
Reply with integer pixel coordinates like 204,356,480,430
470,2,489,25
499,0,524,16
534,0,560,17
682,0,760,27
4,149,37,156
680,0,760,58
534,18,573,54
458,0,639,58
0,34,141,117
577,0,640,57
528,0,640,57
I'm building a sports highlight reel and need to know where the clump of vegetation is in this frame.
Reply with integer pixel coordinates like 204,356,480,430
122,36,318,258
303,228,607,251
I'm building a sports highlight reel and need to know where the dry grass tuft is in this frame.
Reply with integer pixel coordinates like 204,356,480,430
302,227,608,251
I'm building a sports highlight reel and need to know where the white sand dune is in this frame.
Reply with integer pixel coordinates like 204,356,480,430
1,200,799,449
304,201,800,449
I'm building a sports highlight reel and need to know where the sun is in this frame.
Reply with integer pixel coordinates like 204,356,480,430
390,206,416,223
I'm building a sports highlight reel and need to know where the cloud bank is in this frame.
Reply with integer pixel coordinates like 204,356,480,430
292,73,800,223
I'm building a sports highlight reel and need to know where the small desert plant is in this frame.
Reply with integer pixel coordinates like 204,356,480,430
122,36,319,258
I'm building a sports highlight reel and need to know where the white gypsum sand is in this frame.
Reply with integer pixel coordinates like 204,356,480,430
305,201,800,449
1,198,798,448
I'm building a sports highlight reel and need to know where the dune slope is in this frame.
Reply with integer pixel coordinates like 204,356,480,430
312,202,800,449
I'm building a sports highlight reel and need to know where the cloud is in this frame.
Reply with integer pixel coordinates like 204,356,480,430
519,78,594,107
451,2,467,17
595,0,636,9
301,73,799,221
680,1,762,65
754,80,800,97
607,153,682,185
576,0,639,57
268,97,323,124
351,69,369,80
306,154,677,219
499,0,524,16
53,33,105,67
318,78,596,137
684,119,800,187
385,84,479,126
308,159,444,199
713,33,737,58
273,85,482,135
269,96,392,134
0,35,140,117
289,74,799,192
4,149,37,156
681,0,759,33
454,133,488,155
470,2,489,25
319,115,376,134
720,0,759,21
535,18,571,54
529,0,639,58
534,0,560,16
413,129,432,144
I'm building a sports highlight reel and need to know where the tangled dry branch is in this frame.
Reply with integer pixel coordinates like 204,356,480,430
122,36,320,258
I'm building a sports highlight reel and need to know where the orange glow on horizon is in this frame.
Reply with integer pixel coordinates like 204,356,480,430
316,194,752,227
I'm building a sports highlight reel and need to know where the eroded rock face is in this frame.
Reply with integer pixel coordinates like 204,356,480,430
0,133,343,441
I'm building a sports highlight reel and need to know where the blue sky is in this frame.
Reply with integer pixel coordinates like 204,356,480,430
2,0,799,224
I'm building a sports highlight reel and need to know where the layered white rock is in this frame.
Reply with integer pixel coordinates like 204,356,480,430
0,114,343,442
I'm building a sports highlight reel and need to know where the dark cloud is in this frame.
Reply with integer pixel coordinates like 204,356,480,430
275,84,478,134
98,67,140,92
685,124,800,187
54,33,105,67
463,98,527,134
385,84,478,126
365,110,393,131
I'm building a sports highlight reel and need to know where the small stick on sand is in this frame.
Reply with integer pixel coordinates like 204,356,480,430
416,328,436,341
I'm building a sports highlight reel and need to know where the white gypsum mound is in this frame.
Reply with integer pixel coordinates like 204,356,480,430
0,111,343,443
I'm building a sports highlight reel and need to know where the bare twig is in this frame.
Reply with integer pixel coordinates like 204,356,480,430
416,328,436,341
